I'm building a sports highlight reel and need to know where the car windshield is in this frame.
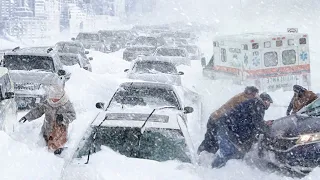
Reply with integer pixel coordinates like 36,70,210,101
59,55,80,66
134,61,177,74
76,33,100,41
75,126,191,163
99,31,114,39
132,37,157,46
299,98,320,116
56,45,82,54
110,85,180,109
4,55,54,72
183,46,198,54
155,48,187,57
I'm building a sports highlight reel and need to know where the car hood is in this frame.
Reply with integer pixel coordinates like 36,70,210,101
270,114,320,137
146,56,190,66
9,70,60,85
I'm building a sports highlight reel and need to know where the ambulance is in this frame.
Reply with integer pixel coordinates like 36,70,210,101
202,30,311,91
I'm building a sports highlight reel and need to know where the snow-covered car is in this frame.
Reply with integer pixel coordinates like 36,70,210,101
123,36,165,61
0,67,16,134
3,47,68,109
60,81,197,179
179,45,203,60
124,57,184,86
54,41,90,60
152,46,191,66
59,53,92,72
98,30,122,52
72,32,106,53
257,97,320,177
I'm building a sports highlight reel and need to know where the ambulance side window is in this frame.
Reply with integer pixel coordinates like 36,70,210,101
276,40,283,47
252,43,259,49
299,38,307,45
282,50,296,65
288,39,294,46
264,52,278,67
221,48,227,62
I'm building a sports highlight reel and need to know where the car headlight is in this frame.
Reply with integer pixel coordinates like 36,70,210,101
296,133,320,144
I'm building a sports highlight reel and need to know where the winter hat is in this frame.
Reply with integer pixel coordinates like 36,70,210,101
293,85,306,94
244,86,259,95
260,92,273,103
47,85,65,99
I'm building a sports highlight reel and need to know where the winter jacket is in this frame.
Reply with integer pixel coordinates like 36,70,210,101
217,98,268,152
286,90,318,115
210,92,253,120
24,94,76,140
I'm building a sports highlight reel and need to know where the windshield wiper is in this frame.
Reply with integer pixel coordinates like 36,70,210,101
134,106,177,158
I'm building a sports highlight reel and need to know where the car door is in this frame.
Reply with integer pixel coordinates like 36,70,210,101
0,74,16,133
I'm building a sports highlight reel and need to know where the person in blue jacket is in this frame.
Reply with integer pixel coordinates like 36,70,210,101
211,92,273,168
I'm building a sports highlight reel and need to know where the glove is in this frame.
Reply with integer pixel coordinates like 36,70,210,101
56,114,64,125
19,117,27,123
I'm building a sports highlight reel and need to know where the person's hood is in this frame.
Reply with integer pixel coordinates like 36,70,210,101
9,70,60,85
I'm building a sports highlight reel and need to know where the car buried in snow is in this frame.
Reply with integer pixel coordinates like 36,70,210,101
72,32,107,53
98,30,138,51
178,44,204,60
124,56,184,86
2,47,68,109
152,46,191,66
257,97,320,177
60,81,198,179
58,53,92,72
54,41,91,60
123,36,165,61
0,67,17,134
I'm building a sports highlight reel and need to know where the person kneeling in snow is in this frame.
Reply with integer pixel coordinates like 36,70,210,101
19,85,76,155
211,93,273,168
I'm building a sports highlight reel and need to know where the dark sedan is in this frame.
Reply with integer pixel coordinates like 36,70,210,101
259,97,320,177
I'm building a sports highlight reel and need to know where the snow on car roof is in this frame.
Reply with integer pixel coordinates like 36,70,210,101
0,67,9,77
135,56,177,65
214,32,308,42
4,47,55,57
56,41,83,46
78,32,99,35
119,81,176,91
58,52,80,58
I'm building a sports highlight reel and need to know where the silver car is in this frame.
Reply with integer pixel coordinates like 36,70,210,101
59,53,92,72
72,32,106,52
3,47,68,109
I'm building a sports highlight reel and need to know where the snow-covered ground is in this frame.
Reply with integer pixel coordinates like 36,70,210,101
3,1,320,178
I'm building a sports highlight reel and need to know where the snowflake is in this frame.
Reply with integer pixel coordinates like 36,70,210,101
300,52,308,61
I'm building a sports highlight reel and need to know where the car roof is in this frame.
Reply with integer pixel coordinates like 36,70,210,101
4,47,55,57
0,67,9,77
56,41,83,46
119,81,176,91
135,57,177,66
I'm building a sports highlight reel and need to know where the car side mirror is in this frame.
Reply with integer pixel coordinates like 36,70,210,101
58,69,66,76
124,69,129,72
96,102,105,109
4,92,14,99
89,57,93,61
184,106,194,114
201,57,206,67
71,38,75,41
178,71,184,75
85,51,89,54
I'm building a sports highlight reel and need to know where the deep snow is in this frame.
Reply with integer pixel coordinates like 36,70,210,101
2,1,320,177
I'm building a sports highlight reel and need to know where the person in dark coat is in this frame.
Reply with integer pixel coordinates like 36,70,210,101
211,92,273,168
198,86,259,154
286,85,317,115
